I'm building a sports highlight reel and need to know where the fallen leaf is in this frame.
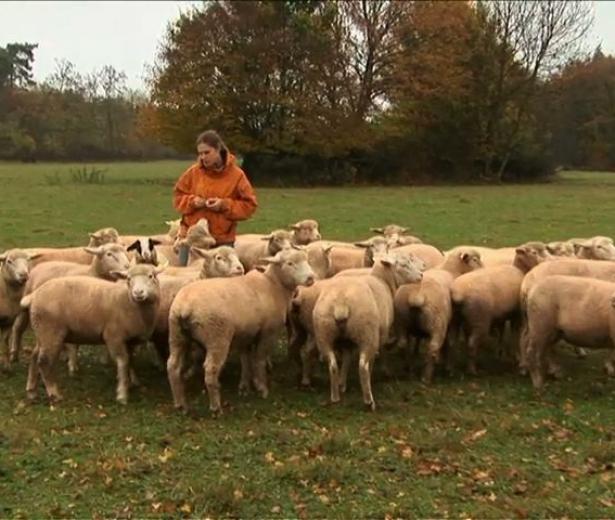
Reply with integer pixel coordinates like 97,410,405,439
234,489,244,500
401,446,413,459
271,506,281,514
265,452,275,464
464,429,487,444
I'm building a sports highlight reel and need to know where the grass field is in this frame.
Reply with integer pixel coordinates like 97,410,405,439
1,161,615,518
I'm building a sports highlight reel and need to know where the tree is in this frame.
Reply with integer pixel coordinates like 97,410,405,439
0,43,38,89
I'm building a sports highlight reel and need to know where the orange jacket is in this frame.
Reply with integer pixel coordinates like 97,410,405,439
173,154,257,244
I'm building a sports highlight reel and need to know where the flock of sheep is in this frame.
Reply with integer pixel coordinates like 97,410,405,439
2,217,615,413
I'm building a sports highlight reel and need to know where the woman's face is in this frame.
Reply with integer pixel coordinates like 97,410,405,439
197,143,222,169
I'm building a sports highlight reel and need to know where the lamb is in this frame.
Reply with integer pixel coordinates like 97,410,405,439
23,263,165,404
0,250,40,368
312,252,424,410
235,229,293,272
525,275,615,390
371,224,423,246
305,243,334,280
450,242,550,375
9,243,131,366
394,248,483,383
570,236,615,260
25,227,121,267
166,247,315,414
391,243,444,269
290,219,321,245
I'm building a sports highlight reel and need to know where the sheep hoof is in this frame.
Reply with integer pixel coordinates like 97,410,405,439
365,401,376,412
238,384,250,397
48,393,63,404
26,390,39,403
116,396,128,406
210,408,223,418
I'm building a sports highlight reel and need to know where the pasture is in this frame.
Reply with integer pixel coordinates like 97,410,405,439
1,161,615,518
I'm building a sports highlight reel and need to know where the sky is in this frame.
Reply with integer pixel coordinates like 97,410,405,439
1,0,615,92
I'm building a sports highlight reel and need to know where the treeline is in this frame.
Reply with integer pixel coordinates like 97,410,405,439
2,1,615,183
0,45,177,161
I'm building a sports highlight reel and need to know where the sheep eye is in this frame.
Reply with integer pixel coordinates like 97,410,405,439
287,261,294,267
216,256,222,261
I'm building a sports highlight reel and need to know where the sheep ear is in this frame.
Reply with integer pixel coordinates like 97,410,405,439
261,256,280,265
323,243,334,254
460,252,470,262
110,270,129,280
515,247,526,255
379,255,394,267
261,234,273,241
155,254,169,268
88,231,101,239
126,240,140,253
289,223,300,230
149,238,163,247
399,227,408,234
27,252,42,261
545,244,556,254
191,247,212,260
354,241,371,248
370,227,384,234
84,246,103,256
254,265,267,273
0,252,6,263
291,244,306,251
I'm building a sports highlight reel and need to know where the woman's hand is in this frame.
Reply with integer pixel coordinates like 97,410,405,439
192,196,208,208
205,197,224,212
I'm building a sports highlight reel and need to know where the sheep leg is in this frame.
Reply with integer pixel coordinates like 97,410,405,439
340,348,353,394
203,345,229,414
518,319,530,375
238,350,252,396
128,347,140,387
0,328,9,370
9,310,29,363
299,338,316,388
66,344,79,377
422,332,445,384
252,334,274,399
107,341,131,405
37,340,64,403
26,344,41,401
604,350,615,377
167,321,190,411
326,349,341,403
358,349,376,411
467,323,488,376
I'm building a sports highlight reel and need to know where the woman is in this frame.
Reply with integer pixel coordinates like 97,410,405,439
173,130,258,265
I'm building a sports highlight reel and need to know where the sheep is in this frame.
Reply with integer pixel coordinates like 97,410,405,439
306,243,334,280
546,241,576,257
525,275,615,391
450,242,550,375
127,238,163,265
391,243,444,269
312,252,424,410
150,246,245,366
24,263,165,404
290,219,321,245
0,250,40,368
371,224,423,246
394,248,483,383
166,247,315,414
156,218,216,267
307,236,389,276
518,257,615,374
570,236,615,260
288,250,425,388
235,229,293,272
25,227,121,268
119,219,180,247
9,243,131,367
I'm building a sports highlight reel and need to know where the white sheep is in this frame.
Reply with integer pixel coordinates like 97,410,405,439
167,248,315,414
312,252,423,410
450,242,550,375
525,275,615,390
394,248,483,382
9,243,131,367
23,263,165,404
0,249,40,368
234,229,293,272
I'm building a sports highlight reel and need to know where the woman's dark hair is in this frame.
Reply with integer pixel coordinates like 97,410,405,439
196,130,228,164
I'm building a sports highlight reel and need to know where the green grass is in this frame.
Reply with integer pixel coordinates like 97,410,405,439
1,161,615,518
